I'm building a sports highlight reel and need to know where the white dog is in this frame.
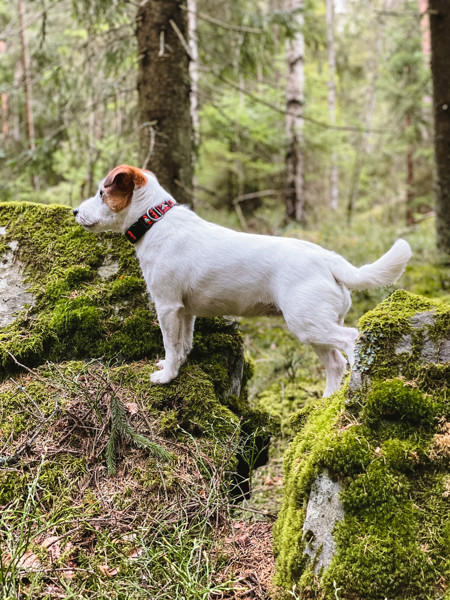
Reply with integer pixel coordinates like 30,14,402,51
74,165,412,397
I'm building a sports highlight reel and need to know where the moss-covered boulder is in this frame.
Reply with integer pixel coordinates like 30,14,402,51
0,202,256,405
273,290,449,600
0,201,272,469
0,202,274,596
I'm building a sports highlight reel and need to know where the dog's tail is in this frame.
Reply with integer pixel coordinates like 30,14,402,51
330,239,412,291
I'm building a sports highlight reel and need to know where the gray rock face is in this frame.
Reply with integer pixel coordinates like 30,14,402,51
396,310,447,365
302,473,344,573
395,334,412,355
439,338,450,363
0,229,35,328
351,309,447,397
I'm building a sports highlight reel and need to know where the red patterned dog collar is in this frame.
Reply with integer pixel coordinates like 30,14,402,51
125,199,177,244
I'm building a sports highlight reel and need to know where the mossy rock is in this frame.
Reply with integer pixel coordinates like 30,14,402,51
0,201,272,491
273,291,449,600
0,203,248,400
0,203,274,597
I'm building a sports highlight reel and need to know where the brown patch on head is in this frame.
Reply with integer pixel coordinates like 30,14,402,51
102,165,147,213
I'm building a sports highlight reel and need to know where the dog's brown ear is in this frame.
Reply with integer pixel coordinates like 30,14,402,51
103,165,147,212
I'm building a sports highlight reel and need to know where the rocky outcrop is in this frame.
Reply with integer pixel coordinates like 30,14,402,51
274,290,449,600
0,201,274,595
0,202,271,542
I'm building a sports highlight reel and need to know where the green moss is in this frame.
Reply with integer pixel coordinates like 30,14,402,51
363,379,437,430
0,378,63,439
38,456,88,503
323,511,435,599
354,290,450,385
341,460,410,513
103,308,162,360
274,291,449,599
0,202,160,373
320,425,374,477
44,265,95,302
49,296,105,355
0,470,28,504
110,275,146,298
159,409,180,435
414,363,450,396
358,289,437,334
273,385,347,588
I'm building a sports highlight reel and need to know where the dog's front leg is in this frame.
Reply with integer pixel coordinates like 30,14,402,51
155,314,195,371
151,303,189,384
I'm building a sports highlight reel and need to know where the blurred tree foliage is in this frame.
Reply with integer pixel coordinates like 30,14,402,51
0,0,435,231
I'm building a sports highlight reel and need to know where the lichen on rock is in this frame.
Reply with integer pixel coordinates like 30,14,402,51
273,290,449,600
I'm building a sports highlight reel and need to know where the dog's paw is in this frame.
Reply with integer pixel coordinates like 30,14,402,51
155,359,166,369
150,368,175,384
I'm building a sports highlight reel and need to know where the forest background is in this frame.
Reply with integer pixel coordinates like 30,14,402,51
1,0,449,260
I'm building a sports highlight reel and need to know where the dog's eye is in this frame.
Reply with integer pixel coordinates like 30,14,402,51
100,189,104,198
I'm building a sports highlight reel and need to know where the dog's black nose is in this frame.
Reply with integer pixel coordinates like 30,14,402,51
73,208,79,217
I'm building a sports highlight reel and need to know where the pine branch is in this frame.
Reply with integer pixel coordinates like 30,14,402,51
106,392,172,476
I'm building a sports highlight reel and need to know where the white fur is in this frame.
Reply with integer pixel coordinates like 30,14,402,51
75,170,412,397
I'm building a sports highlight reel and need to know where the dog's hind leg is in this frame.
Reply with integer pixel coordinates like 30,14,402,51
281,298,358,395
311,344,347,397
151,303,190,384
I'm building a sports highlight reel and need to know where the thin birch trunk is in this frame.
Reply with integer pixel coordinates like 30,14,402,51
18,0,35,153
187,0,199,148
18,0,37,190
0,41,8,135
285,0,306,223
405,113,415,225
419,0,430,56
326,0,339,211
346,2,389,222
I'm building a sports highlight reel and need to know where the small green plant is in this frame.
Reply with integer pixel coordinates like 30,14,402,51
106,391,172,476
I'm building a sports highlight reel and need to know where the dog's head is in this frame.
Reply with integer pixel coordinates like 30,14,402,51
73,165,167,233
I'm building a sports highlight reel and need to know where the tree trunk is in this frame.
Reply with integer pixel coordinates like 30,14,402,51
326,0,339,211
428,0,450,258
18,0,37,190
187,0,199,149
136,0,193,206
405,114,415,225
346,0,388,222
0,41,8,135
285,0,306,223
346,71,378,223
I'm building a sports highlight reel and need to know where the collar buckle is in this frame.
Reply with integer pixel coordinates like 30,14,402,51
146,205,164,221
